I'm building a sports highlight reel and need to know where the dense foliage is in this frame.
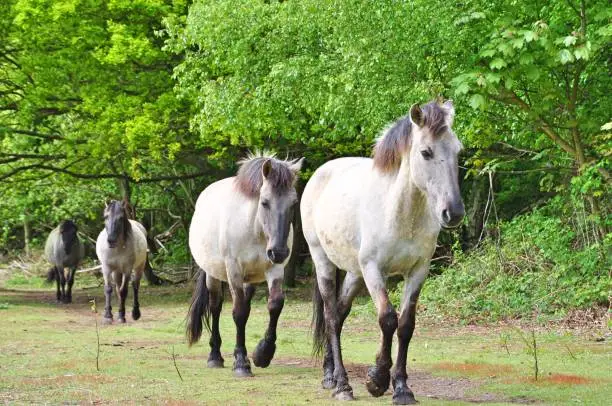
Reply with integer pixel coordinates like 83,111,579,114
1,0,609,317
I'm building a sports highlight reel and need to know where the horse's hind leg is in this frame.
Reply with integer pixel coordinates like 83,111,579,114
312,249,354,400
115,272,128,323
65,267,76,303
207,274,224,368
132,266,143,321
253,265,284,368
321,272,364,388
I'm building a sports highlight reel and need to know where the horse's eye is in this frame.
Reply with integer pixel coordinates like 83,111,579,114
261,200,270,208
421,149,433,160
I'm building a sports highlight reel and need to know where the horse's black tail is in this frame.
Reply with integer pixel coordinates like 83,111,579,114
311,268,341,358
186,269,211,347
46,267,57,283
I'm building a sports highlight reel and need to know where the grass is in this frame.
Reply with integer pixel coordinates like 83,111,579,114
0,271,610,405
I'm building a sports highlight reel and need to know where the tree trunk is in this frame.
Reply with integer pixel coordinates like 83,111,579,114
23,210,31,257
118,176,166,285
284,182,306,287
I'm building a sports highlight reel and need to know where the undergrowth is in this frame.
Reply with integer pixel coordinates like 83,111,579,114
401,199,611,322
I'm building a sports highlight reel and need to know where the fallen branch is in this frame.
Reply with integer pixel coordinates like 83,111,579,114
77,265,102,274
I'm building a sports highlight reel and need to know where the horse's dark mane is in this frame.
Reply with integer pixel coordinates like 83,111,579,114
373,101,450,172
59,220,78,253
106,200,132,240
235,153,296,199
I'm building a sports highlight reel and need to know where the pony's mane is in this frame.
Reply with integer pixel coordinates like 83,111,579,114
235,152,296,199
105,200,132,240
372,101,450,172
59,220,78,252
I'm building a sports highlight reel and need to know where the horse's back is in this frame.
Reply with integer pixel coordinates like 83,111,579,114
302,157,374,272
44,226,61,265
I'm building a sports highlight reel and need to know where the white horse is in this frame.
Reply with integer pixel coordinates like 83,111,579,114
301,100,464,404
187,153,303,377
96,200,148,324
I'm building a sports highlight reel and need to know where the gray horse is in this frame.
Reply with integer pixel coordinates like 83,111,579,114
96,200,148,324
45,220,85,303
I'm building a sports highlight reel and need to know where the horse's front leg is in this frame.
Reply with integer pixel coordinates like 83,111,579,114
102,268,113,324
58,267,67,303
115,272,128,323
53,266,61,302
65,267,76,303
391,269,427,405
253,265,284,368
207,274,224,368
362,262,397,398
226,259,254,377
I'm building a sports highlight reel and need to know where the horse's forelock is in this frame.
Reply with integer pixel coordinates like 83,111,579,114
235,156,296,199
373,101,453,173
105,200,131,240
421,102,450,137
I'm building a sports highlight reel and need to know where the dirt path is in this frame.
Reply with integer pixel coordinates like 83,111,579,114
271,357,536,404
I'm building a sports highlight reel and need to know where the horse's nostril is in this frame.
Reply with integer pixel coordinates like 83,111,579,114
266,249,275,261
442,209,451,223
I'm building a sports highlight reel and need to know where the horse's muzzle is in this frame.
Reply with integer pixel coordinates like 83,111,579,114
267,248,289,264
107,239,118,248
441,203,465,229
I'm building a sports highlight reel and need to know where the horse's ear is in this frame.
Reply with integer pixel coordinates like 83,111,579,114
104,199,110,209
442,99,455,126
262,159,273,179
289,157,305,173
409,103,424,127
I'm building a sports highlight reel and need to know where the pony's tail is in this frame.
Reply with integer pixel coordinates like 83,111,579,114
311,274,326,358
46,267,57,283
312,269,342,358
186,269,211,347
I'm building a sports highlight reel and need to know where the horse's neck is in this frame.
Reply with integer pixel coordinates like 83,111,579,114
382,157,436,237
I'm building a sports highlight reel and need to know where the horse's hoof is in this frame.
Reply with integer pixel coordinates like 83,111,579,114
333,385,354,401
392,389,417,405
322,376,337,389
207,359,224,368
118,317,127,324
252,339,276,368
132,307,141,321
233,367,253,378
365,366,390,397
102,317,113,325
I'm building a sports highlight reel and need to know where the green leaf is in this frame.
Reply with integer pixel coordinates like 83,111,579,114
563,35,577,47
574,46,589,60
490,58,507,70
480,48,496,58
558,49,574,64
454,82,470,96
469,94,486,109
519,53,534,65
523,30,537,42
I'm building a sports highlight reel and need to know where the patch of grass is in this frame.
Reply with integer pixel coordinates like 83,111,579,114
0,283,610,405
